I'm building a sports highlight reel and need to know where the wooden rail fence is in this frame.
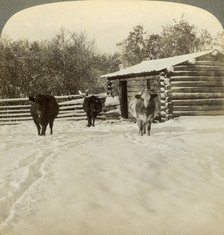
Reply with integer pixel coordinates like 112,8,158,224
0,94,107,125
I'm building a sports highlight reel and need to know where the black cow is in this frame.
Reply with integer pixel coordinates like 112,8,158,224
29,95,59,136
83,95,102,127
129,89,160,136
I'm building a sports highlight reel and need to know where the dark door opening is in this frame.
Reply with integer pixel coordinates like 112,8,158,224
119,80,128,119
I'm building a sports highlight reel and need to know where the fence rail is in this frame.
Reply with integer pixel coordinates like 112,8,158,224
0,94,107,125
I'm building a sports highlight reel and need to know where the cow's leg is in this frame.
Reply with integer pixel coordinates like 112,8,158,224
137,119,141,134
146,120,152,136
87,114,92,127
49,119,54,135
139,121,144,136
34,121,41,135
41,123,47,136
92,113,97,127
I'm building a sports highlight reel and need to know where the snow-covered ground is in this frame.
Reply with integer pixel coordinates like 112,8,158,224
0,116,224,235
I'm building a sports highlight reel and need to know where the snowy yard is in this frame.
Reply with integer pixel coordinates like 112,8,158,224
0,116,224,235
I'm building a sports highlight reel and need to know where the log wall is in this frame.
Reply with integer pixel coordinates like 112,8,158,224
169,54,224,117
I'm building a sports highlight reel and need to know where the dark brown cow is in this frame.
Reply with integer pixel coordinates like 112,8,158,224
29,95,59,136
83,95,102,127
129,89,160,136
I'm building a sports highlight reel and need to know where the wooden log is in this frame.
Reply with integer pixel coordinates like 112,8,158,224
55,94,84,99
171,92,224,99
59,98,84,105
106,105,120,112
127,89,144,94
161,93,166,99
164,102,172,109
171,81,224,87
57,116,106,121
167,114,173,120
170,75,224,82
0,94,85,103
106,116,120,120
160,87,166,93
165,97,172,102
59,110,84,114
0,104,31,109
197,54,224,62
0,112,31,117
195,61,224,66
162,102,167,108
106,111,120,120
0,109,30,113
160,100,166,105
172,98,224,106
59,102,83,107
0,116,33,121
171,87,224,93
174,65,224,72
160,118,167,122
0,97,29,103
170,71,224,77
160,111,167,118
165,90,172,96
173,110,224,116
59,111,106,118
173,105,224,112
59,104,83,110
0,104,83,113
164,78,170,85
0,110,101,119
56,116,86,121
164,84,171,90
160,92,166,97
159,106,167,112
55,112,86,118
0,110,105,120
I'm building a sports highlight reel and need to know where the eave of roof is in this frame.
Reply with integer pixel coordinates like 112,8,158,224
101,49,221,79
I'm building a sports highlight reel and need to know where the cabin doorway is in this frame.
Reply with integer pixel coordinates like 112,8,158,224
119,80,128,119
147,75,162,122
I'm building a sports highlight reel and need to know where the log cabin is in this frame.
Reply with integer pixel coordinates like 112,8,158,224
101,49,224,121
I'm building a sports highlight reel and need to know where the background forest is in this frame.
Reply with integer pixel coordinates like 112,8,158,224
0,19,223,98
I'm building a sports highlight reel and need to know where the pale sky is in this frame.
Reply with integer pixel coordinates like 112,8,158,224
2,1,223,54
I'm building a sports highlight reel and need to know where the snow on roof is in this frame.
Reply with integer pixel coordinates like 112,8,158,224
101,50,219,79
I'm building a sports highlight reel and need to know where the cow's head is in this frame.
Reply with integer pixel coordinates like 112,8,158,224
135,89,158,109
29,95,49,118
89,96,102,114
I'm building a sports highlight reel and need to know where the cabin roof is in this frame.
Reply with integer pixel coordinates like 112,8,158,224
101,49,223,79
